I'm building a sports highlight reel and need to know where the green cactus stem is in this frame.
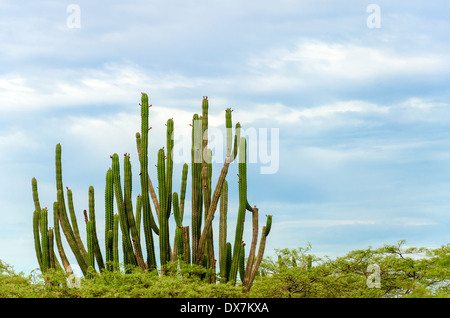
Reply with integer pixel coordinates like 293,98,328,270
180,164,188,217
229,137,248,284
136,132,160,221
48,228,55,269
166,118,174,218
157,148,170,271
191,113,203,265
39,208,49,272
55,144,88,276
135,194,142,239
88,185,105,271
238,243,245,283
139,92,158,270
111,153,137,267
123,155,145,269
219,180,228,282
67,188,88,263
105,168,114,271
113,213,120,272
33,210,43,272
52,201,71,274
195,112,240,266
182,226,191,265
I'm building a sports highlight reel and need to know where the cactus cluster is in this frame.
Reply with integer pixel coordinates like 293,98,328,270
31,93,272,292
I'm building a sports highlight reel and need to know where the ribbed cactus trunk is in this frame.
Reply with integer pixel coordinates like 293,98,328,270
139,93,157,270
111,153,137,267
229,137,248,284
55,144,89,276
105,168,114,271
191,113,203,265
157,147,170,272
88,185,105,271
123,155,145,269
219,179,228,282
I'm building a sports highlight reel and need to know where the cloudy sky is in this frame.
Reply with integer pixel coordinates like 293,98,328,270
1,0,450,275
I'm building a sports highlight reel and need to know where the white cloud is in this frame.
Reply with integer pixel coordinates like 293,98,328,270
245,39,450,90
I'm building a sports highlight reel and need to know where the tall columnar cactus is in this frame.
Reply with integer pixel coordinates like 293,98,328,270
111,153,137,267
89,185,105,271
52,201,71,273
139,93,158,270
229,137,248,284
67,187,88,262
55,144,89,276
219,179,228,282
191,113,203,265
123,155,145,269
157,147,170,271
105,168,114,271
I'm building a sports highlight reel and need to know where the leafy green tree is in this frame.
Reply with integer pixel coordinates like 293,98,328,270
249,241,450,298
